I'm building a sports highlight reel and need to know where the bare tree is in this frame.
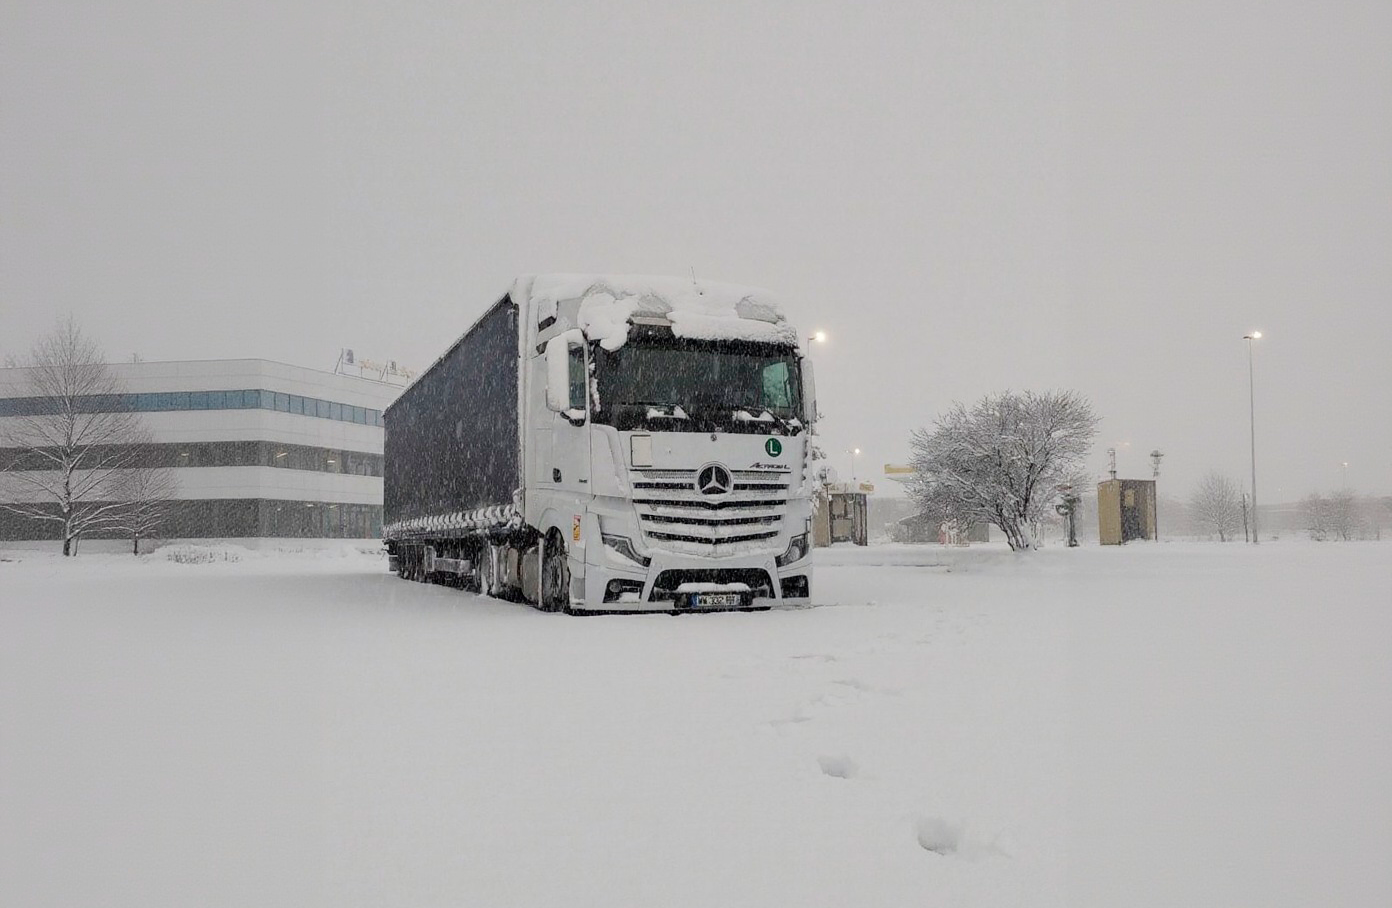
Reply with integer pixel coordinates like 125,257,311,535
908,390,1099,551
108,439,178,555
0,318,146,555
1189,471,1243,541
1328,488,1359,541
1304,489,1367,541
1302,492,1332,541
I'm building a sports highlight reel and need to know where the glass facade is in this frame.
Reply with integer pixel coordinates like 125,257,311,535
1,441,382,476
0,389,385,427
0,499,384,541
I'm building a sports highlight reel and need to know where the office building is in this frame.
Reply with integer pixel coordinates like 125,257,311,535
0,359,401,542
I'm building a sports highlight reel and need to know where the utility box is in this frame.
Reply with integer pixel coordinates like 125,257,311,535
1097,479,1156,544
814,482,873,546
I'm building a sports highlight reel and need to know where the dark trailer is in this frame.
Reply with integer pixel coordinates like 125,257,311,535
383,297,520,531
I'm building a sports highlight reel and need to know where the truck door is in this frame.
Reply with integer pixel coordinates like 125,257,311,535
549,341,592,506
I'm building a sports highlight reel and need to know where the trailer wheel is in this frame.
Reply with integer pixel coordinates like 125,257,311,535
475,542,498,597
540,532,570,613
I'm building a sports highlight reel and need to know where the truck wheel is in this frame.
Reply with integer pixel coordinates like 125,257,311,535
541,532,570,613
475,543,498,598
462,542,485,594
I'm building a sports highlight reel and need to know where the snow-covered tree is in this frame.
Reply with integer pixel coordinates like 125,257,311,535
1306,489,1367,541
1328,489,1359,541
108,440,178,555
1302,492,1332,541
1189,471,1243,541
0,319,147,555
907,390,1099,551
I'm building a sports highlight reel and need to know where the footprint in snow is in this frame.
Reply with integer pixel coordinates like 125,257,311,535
768,713,813,730
825,677,903,700
816,754,859,779
912,816,1012,860
914,816,962,856
769,676,891,730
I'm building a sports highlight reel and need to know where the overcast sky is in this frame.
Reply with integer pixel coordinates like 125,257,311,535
3,1,1388,500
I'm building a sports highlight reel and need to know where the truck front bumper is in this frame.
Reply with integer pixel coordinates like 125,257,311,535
576,548,813,614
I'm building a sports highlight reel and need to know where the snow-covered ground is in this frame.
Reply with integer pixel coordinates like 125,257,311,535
2,541,1389,907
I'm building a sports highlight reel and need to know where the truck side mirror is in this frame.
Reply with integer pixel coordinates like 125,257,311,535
545,336,569,412
545,331,587,420
800,357,817,425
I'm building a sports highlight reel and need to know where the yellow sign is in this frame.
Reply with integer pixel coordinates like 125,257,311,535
572,515,582,541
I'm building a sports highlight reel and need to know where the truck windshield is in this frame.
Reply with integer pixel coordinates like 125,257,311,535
593,336,804,434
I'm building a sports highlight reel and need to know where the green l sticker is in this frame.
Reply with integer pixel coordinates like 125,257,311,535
764,438,783,457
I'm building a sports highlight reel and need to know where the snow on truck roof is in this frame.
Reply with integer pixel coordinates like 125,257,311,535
514,273,799,351
390,274,800,407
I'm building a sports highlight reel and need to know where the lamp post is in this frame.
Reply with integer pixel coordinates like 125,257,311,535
849,447,861,481
1150,449,1163,541
802,331,826,432
1341,461,1349,490
1244,332,1262,544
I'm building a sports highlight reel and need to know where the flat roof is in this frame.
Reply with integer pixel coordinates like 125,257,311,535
0,358,403,407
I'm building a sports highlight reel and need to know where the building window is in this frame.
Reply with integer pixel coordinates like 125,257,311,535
0,440,381,475
0,386,387,426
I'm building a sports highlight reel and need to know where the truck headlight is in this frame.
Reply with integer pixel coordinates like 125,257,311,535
602,533,650,567
776,532,810,567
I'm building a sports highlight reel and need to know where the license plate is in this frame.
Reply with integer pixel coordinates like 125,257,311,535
694,593,743,608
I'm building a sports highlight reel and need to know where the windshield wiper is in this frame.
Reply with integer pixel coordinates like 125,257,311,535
732,406,776,423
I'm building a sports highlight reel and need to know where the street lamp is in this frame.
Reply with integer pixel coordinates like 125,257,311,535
1342,461,1349,489
1244,331,1262,543
808,330,827,345
1150,449,1163,541
849,447,861,481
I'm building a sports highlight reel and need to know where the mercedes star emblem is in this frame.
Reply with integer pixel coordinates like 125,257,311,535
696,464,733,496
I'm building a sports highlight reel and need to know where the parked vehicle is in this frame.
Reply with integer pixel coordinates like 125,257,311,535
383,274,817,613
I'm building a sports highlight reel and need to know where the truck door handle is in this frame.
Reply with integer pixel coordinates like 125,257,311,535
552,468,562,482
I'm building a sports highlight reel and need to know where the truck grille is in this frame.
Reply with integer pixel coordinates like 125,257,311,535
632,469,790,553
649,569,775,602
